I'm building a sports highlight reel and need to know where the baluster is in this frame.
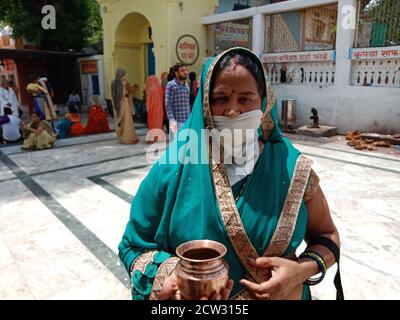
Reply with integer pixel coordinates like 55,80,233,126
357,71,361,84
399,67,400,86
309,71,312,83
385,71,389,85
363,72,368,86
332,71,335,83
314,71,318,83
370,71,374,85
320,72,323,83
326,71,329,83
378,72,382,84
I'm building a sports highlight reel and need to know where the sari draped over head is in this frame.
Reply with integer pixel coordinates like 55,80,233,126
65,112,85,136
38,79,57,121
112,70,138,144
145,76,165,142
111,68,126,115
160,72,169,88
85,96,111,135
118,48,320,300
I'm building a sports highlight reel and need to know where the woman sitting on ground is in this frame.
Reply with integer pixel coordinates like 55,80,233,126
21,112,56,150
55,114,72,139
65,104,85,136
85,96,112,135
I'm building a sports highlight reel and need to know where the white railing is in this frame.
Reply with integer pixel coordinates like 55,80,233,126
202,0,400,89
350,46,400,88
202,0,338,25
262,50,336,85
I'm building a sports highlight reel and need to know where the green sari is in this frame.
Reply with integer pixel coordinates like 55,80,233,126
118,48,318,300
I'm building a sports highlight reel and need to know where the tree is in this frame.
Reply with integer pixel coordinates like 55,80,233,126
362,0,400,46
0,0,102,51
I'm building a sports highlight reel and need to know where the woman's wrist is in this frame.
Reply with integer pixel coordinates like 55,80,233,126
296,257,320,284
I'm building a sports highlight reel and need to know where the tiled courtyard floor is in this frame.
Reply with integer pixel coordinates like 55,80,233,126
1,125,399,300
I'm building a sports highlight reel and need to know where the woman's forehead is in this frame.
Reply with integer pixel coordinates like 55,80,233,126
212,66,259,92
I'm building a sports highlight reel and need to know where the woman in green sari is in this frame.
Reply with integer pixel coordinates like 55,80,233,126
118,47,341,300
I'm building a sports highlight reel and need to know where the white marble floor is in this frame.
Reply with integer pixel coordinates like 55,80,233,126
0,129,399,300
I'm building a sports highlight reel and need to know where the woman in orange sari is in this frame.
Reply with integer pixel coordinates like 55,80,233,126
85,96,112,134
145,75,165,143
65,104,85,136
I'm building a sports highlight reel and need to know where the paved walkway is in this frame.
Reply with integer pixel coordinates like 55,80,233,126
0,128,399,300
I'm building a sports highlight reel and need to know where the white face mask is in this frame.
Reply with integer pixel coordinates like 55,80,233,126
212,109,263,185
213,110,263,164
212,109,263,131
212,109,263,159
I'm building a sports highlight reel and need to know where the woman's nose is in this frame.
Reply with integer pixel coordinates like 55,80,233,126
223,103,240,118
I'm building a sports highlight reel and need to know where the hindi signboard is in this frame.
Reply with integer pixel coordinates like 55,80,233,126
81,60,98,74
176,35,199,66
351,46,400,60
262,50,336,64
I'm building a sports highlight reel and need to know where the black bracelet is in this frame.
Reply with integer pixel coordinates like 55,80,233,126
298,250,327,286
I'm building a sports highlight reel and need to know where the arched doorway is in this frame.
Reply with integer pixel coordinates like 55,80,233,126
114,12,154,97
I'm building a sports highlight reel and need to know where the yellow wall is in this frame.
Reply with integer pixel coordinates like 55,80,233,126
97,0,218,99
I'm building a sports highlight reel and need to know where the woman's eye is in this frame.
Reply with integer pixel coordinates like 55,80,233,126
240,98,252,103
212,97,228,103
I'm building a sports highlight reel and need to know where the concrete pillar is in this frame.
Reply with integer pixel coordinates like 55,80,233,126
252,13,265,58
335,0,357,89
166,0,174,70
103,18,114,99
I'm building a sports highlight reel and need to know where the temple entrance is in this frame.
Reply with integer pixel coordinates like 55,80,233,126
114,12,154,95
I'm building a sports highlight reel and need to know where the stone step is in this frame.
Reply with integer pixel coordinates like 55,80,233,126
296,125,338,138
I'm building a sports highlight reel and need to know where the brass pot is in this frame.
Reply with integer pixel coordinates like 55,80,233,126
175,240,229,300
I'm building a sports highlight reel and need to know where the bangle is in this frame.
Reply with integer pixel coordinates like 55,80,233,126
298,250,327,286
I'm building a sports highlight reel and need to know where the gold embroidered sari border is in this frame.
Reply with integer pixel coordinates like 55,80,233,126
304,169,320,203
131,250,158,274
209,145,263,282
202,48,283,284
263,155,313,257
149,257,180,300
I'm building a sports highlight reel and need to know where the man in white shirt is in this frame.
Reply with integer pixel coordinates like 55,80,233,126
0,79,19,116
68,91,81,113
0,106,22,144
